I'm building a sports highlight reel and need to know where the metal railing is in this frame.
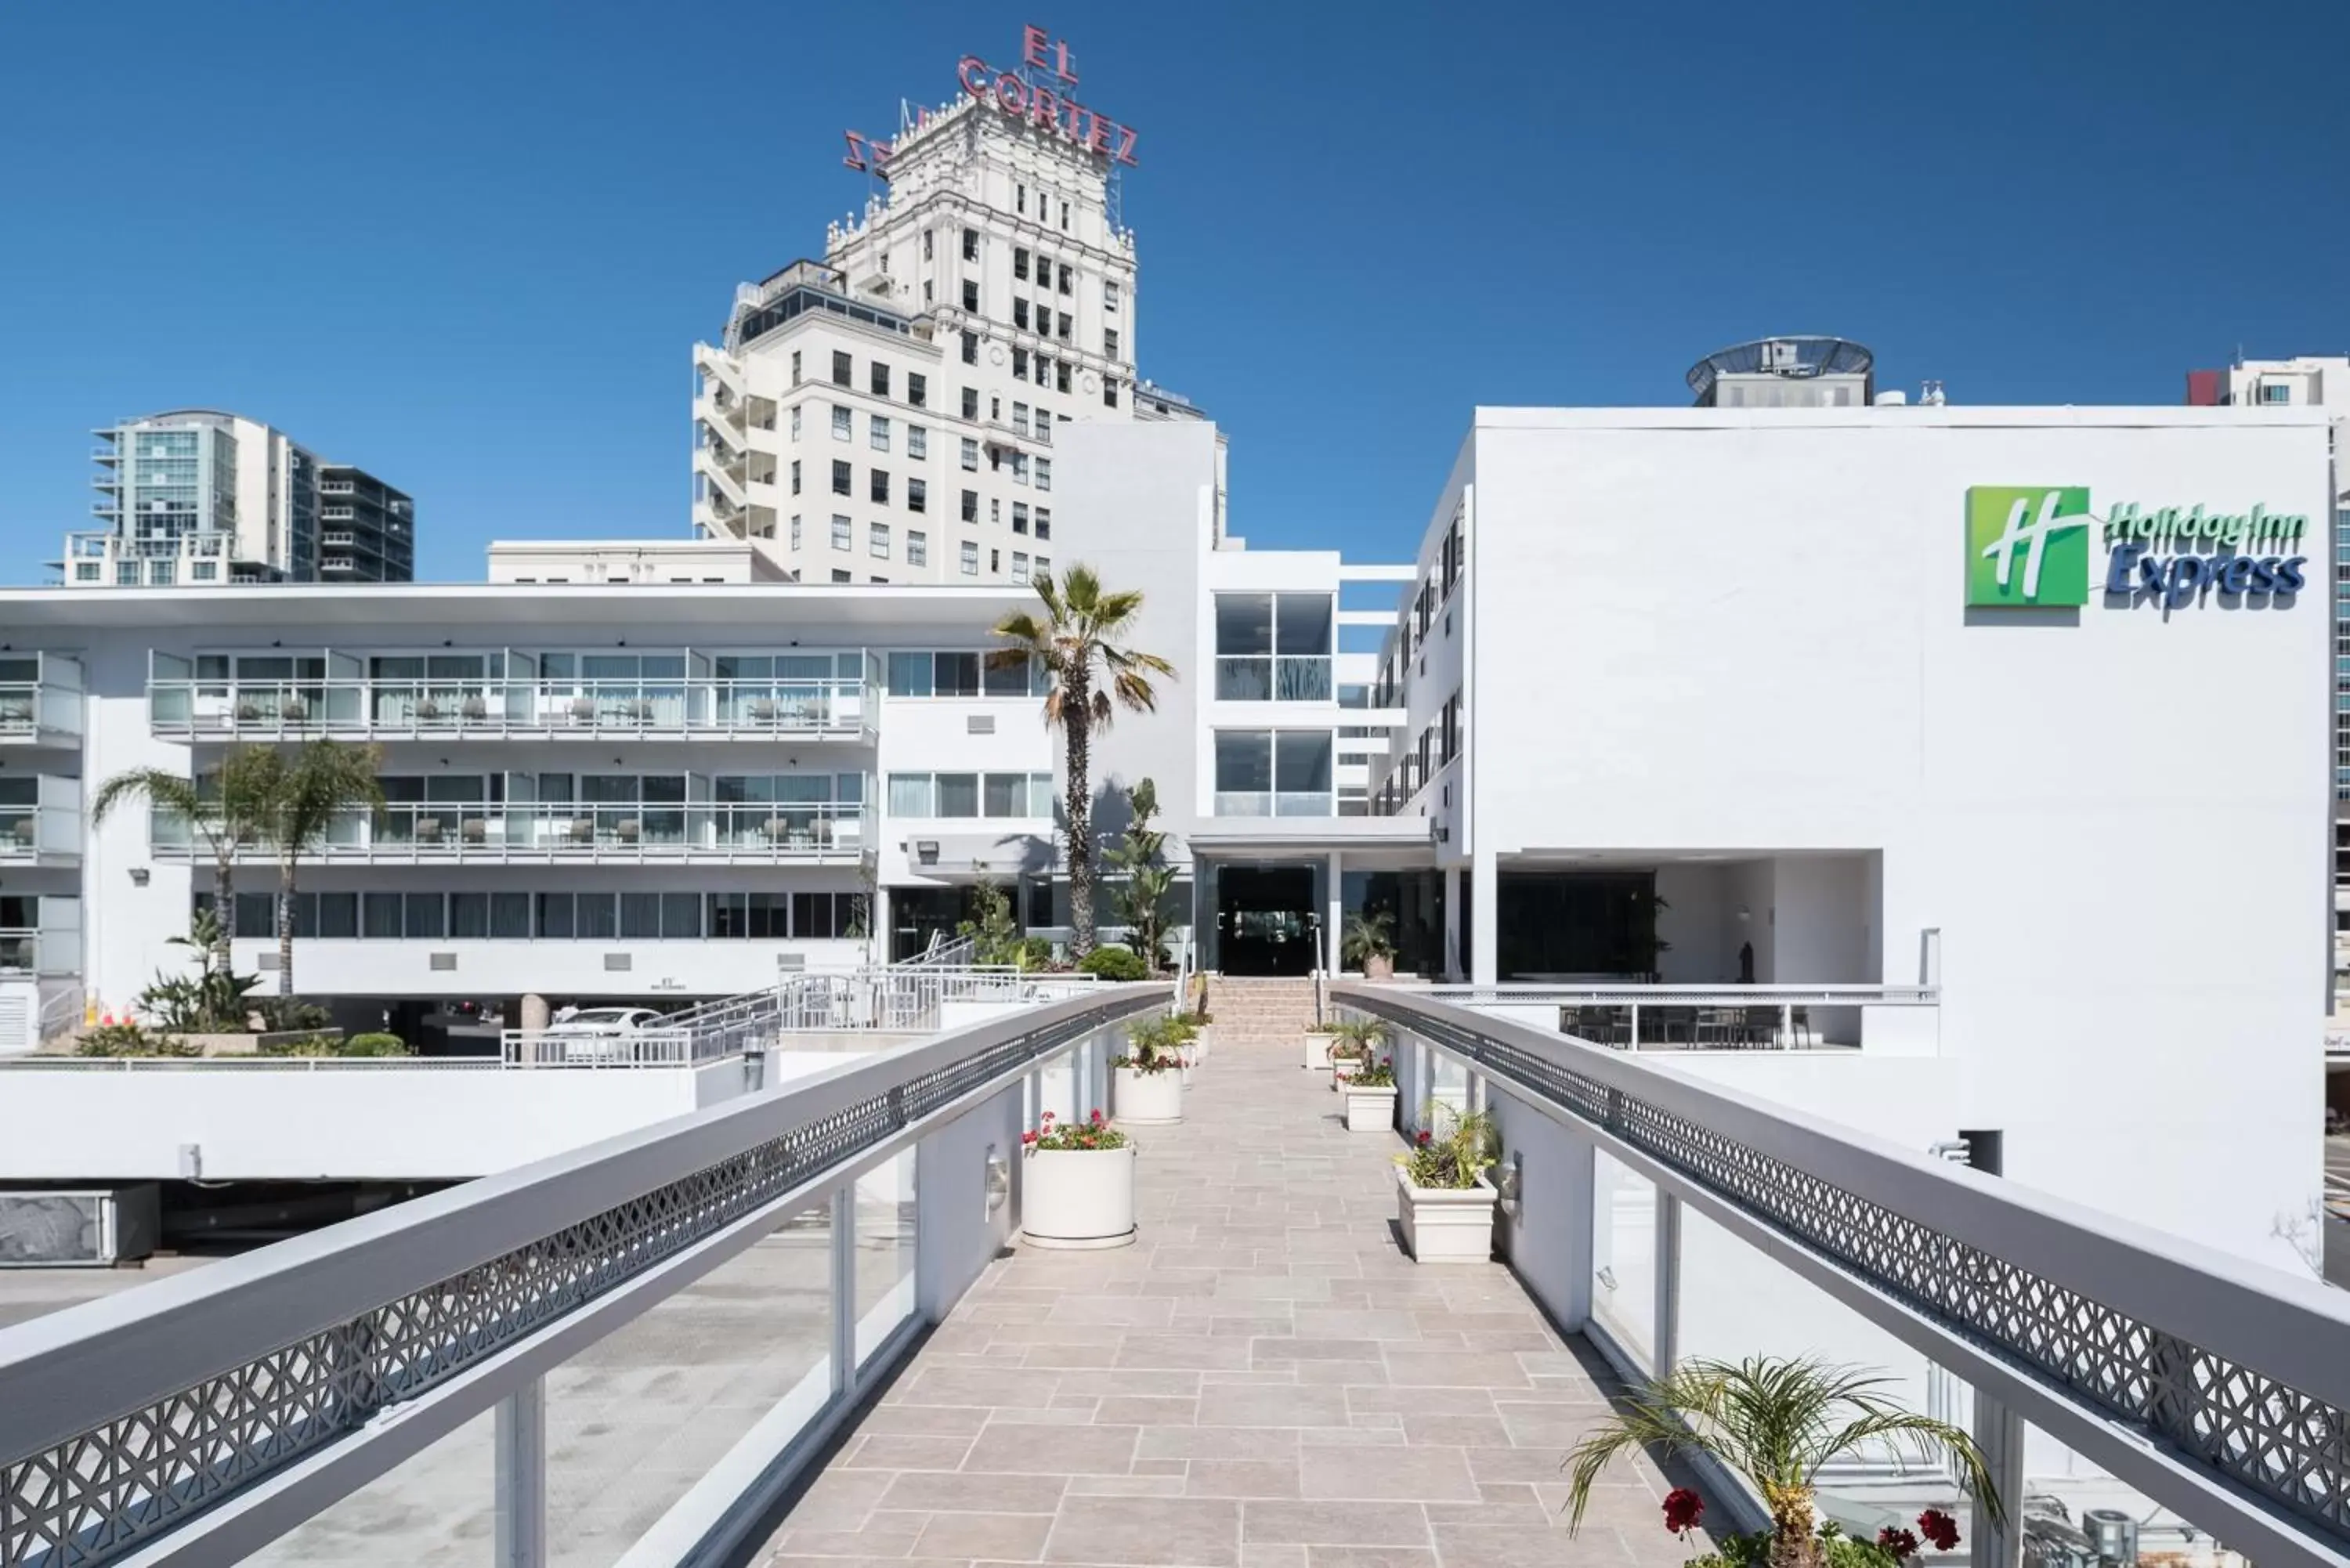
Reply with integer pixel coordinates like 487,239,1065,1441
1339,983,2350,1568
145,678,874,740
150,800,868,862
0,985,1165,1568
1411,981,1939,1051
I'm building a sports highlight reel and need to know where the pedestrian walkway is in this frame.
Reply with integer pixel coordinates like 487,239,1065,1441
751,1029,1688,1568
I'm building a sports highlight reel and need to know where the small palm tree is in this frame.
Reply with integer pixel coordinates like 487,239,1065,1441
990,565,1175,957
1563,1357,1999,1568
257,740,385,994
89,745,281,974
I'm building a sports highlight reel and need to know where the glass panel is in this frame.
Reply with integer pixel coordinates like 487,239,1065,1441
983,774,1029,817
1273,732,1332,791
537,892,575,939
578,894,619,939
888,775,932,816
447,892,489,939
662,893,701,938
1589,1151,1656,1369
1214,732,1273,791
1274,593,1333,656
935,773,979,818
1215,593,1273,656
934,652,981,696
620,893,661,939
855,1149,919,1367
490,891,532,938
403,894,445,940
1216,657,1271,701
1274,658,1332,702
315,891,358,939
363,892,402,939
982,655,1031,696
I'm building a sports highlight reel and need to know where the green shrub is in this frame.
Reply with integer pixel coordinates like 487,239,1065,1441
1014,936,1058,971
256,1031,411,1058
1078,945,1148,982
341,1031,411,1057
76,1024,199,1058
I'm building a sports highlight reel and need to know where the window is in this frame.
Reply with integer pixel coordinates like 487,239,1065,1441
790,350,802,384
990,548,1001,573
960,331,978,365
1104,280,1121,313
870,522,891,558
1014,247,1030,281
923,229,934,261
1104,327,1120,359
831,460,851,497
1009,452,1029,486
961,226,978,261
1012,551,1030,583
962,279,979,313
1058,263,1073,294
888,771,1050,817
960,540,980,576
907,529,927,567
908,478,927,513
830,515,851,551
908,372,927,408
1035,507,1051,540
1104,378,1119,410
790,406,801,439
960,488,978,522
1036,555,1050,577
869,414,891,451
870,362,891,398
1013,400,1029,434
1213,731,1334,816
991,497,1001,523
2261,382,2294,404
74,562,99,581
1215,593,1334,701
1057,310,1073,342
1056,361,1072,394
1013,299,1029,331
1012,501,1029,534
790,515,802,550
1017,183,1028,214
791,891,864,940
116,562,139,585
1060,198,1070,230
1035,457,1051,492
790,460,801,495
960,437,979,471
870,469,890,504
831,569,851,583
831,405,851,440
907,425,927,459
1013,347,1029,381
830,351,851,387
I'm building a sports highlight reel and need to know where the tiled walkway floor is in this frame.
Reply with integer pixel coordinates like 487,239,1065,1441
754,1036,1686,1568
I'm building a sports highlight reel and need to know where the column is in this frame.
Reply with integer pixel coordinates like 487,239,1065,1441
519,993,550,1033
494,1378,548,1568
1442,865,1462,980
868,883,891,964
1471,848,1499,985
1325,851,1344,975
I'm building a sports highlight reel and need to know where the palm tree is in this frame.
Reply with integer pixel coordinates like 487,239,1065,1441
990,566,1175,956
1562,1357,2000,1568
89,745,282,974
256,740,385,994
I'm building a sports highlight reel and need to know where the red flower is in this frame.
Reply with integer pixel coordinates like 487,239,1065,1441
1021,1130,1038,1145
1918,1510,1961,1552
1090,1108,1104,1124
1661,1488,1703,1534
1415,1129,1434,1147
1878,1527,1919,1562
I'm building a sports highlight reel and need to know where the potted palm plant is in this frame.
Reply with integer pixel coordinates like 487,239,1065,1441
1324,1014,1384,1086
1019,1109,1135,1250
1562,1356,1999,1568
1110,1017,1186,1125
1340,1035,1397,1133
1393,1107,1499,1261
1344,909,1398,980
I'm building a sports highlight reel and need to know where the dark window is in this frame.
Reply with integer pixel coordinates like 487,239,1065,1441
961,489,978,522
1103,379,1119,410
907,372,927,408
960,331,978,365
870,362,891,397
871,469,890,504
909,478,927,513
830,351,851,386
961,227,978,261
1057,361,1072,393
1014,247,1030,281
1104,328,1120,359
961,279,979,313
831,460,851,497
961,386,979,419
934,652,982,695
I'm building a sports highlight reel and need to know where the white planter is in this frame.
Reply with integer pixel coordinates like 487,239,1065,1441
1021,1145,1137,1249
1185,1028,1211,1063
1329,1054,1368,1089
1303,1031,1340,1071
1344,1084,1397,1133
1395,1167,1499,1263
1114,1064,1184,1125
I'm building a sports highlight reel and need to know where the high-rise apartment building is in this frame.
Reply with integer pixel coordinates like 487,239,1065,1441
691,28,1206,583
60,410,414,588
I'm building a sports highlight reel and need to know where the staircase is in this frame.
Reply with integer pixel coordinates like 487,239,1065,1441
1201,975,1319,1052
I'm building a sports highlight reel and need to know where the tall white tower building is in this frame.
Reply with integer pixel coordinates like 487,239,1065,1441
691,27,1206,584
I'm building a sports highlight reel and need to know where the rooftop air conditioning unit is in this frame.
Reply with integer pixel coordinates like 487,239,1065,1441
0,1186,161,1267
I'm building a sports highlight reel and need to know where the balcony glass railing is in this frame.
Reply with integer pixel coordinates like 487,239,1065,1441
1210,790,1337,818
1213,656,1333,703
0,667,85,740
146,678,873,738
0,927,76,975
150,801,867,859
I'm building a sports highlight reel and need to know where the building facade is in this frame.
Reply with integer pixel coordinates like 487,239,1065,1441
689,33,1208,585
63,410,415,588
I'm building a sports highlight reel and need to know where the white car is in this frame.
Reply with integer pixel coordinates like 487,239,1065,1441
542,1007,669,1064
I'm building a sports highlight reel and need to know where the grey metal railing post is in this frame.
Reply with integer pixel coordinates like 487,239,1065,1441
494,1376,547,1568
1653,1191,1681,1378
1970,1388,2025,1568
831,1185,857,1396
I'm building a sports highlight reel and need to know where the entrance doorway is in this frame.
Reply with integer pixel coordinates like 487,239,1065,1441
1217,865,1317,976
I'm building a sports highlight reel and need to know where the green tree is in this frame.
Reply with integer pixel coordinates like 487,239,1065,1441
1562,1357,2000,1568
956,876,1023,966
990,566,1175,957
1103,776,1177,969
89,745,281,974
254,740,385,995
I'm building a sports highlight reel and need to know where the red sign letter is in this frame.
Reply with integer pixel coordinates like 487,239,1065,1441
993,72,1029,115
1021,24,1050,70
842,130,870,172
1115,125,1139,167
1029,85,1061,135
1086,114,1113,156
1054,39,1079,84
957,56,991,100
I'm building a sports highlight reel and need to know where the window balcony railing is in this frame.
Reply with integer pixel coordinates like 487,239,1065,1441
1213,656,1333,703
0,800,80,862
1210,789,1338,818
0,926,78,977
150,801,870,862
146,678,874,741
0,659,85,743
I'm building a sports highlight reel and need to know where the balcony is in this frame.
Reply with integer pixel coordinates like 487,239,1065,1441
146,677,876,742
150,800,870,863
0,776,81,865
0,652,84,745
0,926,79,977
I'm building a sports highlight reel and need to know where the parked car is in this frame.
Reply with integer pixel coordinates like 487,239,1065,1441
542,1007,669,1064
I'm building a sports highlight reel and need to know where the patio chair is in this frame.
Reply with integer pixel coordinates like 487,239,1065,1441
1742,1006,1783,1048
461,695,490,722
1647,1006,1697,1046
1788,1005,1817,1047
1694,1006,1740,1046
461,818,489,845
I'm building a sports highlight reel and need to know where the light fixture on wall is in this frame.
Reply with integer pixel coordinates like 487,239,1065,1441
128,868,150,887
1495,1151,1524,1218
1737,905,1752,923
983,1144,1010,1216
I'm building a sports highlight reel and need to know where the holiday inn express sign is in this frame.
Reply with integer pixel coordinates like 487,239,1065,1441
1965,486,2308,611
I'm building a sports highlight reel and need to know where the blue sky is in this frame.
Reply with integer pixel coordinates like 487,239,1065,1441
2,2,2343,584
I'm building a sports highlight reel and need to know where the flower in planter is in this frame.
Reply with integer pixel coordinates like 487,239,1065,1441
1111,1016,1188,1075
1875,1528,1920,1562
1916,1511,1961,1554
1024,1109,1130,1152
1395,1108,1497,1189
1662,1487,1704,1537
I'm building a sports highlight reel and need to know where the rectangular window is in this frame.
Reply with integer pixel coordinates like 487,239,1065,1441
1013,347,1029,381
578,894,619,940
790,405,802,439
907,372,927,408
960,540,980,576
1036,555,1050,578
1104,280,1121,312
960,437,980,471
1103,378,1119,410
1011,551,1030,583
490,891,531,939
830,569,851,583
1010,452,1029,486
961,226,978,261
984,773,1032,817
1035,457,1051,491
830,515,851,551
960,488,978,522
984,653,1036,697
1013,400,1029,434
620,893,661,941
831,460,851,496
923,229,934,261
1013,502,1029,534
1014,247,1030,281
831,351,851,387
869,362,891,398
962,280,979,313
1035,507,1051,540
790,515,802,549
868,414,890,451
1058,262,1073,294
888,773,933,815
885,652,933,695
907,529,927,567
961,386,979,420
831,405,851,440
907,425,927,460
934,652,982,695
908,478,927,513
870,522,891,558
936,772,980,817
1058,310,1073,341
960,331,978,364
790,349,802,383
1056,361,1072,394
1104,327,1120,359
1013,299,1029,331
404,893,446,940
870,469,890,504
790,460,801,495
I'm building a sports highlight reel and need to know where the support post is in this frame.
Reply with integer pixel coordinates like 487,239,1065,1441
1653,1191,1681,1378
1442,865,1462,980
830,1186,856,1394
1325,850,1343,976
494,1377,548,1568
1470,848,1498,986
1969,1392,2026,1568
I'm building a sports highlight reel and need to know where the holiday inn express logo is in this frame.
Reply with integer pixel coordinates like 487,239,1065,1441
1965,486,2092,608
